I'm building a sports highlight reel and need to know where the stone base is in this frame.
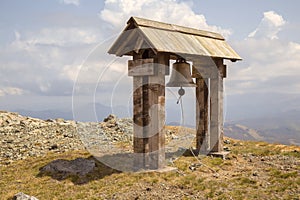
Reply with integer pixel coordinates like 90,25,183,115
208,151,230,160
136,166,177,173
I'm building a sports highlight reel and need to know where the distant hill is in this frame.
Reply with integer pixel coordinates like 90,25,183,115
225,110,300,146
15,103,130,122
15,109,73,120
224,123,264,141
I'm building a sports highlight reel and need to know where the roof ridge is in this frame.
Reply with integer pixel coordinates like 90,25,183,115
128,16,224,40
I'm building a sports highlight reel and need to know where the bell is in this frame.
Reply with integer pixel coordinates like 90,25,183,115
166,59,196,87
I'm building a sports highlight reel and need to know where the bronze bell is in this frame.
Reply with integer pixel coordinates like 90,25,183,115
166,59,196,87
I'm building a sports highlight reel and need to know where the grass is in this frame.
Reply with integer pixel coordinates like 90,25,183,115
230,140,282,156
282,150,300,158
270,169,298,179
236,177,257,185
0,139,299,199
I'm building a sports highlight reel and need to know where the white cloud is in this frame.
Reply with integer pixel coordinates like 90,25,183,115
227,38,300,95
60,64,81,82
1,0,234,101
225,11,300,95
10,27,102,71
0,87,25,96
99,0,232,38
13,28,100,47
0,27,101,96
248,11,286,40
60,0,80,6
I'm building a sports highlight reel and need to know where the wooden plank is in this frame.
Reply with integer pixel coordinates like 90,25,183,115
158,94,165,168
132,53,148,169
156,53,168,169
133,76,144,154
196,77,204,152
204,78,210,153
210,77,221,152
128,59,154,76
196,77,210,153
147,52,168,169
133,75,152,169
148,75,159,169
147,76,165,169
142,76,150,168
210,58,224,152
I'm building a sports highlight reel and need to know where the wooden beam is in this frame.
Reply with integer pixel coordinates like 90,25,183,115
132,52,169,170
132,51,147,169
196,77,210,153
209,58,224,152
128,58,154,76
142,76,150,168
147,52,168,169
204,77,210,152
191,57,218,79
133,76,144,153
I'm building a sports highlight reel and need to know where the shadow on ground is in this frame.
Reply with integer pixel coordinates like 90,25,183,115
37,156,120,185
37,148,197,185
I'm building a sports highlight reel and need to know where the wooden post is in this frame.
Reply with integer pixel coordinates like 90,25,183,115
130,52,168,170
132,53,145,169
195,77,210,153
192,59,212,154
209,58,224,152
148,53,168,169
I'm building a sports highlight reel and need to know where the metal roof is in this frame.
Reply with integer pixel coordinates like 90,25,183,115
108,17,242,61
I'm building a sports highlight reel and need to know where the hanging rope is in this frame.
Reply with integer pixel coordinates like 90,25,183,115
176,87,216,173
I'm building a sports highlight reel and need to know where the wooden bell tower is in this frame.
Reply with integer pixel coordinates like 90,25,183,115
108,17,241,170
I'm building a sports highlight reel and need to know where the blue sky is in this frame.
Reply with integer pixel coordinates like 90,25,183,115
0,0,300,121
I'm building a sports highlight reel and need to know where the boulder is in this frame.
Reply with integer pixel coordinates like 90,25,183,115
13,192,39,200
39,158,96,177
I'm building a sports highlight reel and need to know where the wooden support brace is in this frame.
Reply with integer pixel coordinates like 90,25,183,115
192,57,217,79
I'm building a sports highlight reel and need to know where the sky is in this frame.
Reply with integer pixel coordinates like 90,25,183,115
1,0,300,122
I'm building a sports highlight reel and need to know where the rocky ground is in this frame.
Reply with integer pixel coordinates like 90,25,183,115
0,111,140,166
0,111,184,166
0,111,83,165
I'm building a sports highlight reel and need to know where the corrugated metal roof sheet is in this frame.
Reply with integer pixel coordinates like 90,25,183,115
108,17,242,61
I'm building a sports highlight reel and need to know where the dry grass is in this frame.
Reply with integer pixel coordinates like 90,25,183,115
0,138,299,200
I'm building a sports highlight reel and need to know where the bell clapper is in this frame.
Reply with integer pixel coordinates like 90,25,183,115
176,87,185,104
